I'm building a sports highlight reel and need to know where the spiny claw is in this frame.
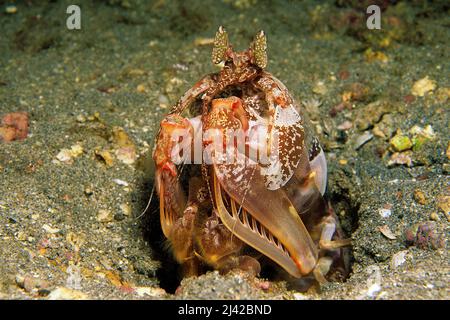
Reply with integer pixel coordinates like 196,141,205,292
153,114,193,171
153,114,192,240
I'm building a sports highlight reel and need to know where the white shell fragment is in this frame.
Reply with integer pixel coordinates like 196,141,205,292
379,225,397,240
354,131,373,150
390,250,408,269
365,265,382,298
378,208,392,218
42,224,60,234
113,179,129,186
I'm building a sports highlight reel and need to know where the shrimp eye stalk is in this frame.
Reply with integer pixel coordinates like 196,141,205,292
251,30,267,69
212,26,230,65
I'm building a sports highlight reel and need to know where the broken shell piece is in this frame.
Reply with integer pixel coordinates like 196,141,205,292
337,120,353,131
119,203,131,216
387,151,413,167
135,287,166,298
48,287,88,300
111,127,136,164
390,250,408,269
372,114,395,140
379,225,396,240
97,209,113,223
113,179,129,186
409,125,436,140
136,84,146,93
354,131,373,150
56,149,73,163
437,195,449,214
115,146,136,165
56,144,84,163
364,265,382,298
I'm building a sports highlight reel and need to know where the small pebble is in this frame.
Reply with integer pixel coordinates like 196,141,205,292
411,76,436,97
365,48,388,63
113,179,129,186
158,94,169,105
97,209,113,223
136,84,146,93
378,208,391,218
17,231,27,241
56,149,73,163
390,134,412,152
76,114,86,123
293,292,308,300
70,144,84,157
42,224,60,234
0,111,29,142
413,189,427,205
120,203,131,216
194,38,215,46
442,163,450,175
127,69,145,77
372,126,386,139
312,81,327,95
16,275,50,294
429,212,439,221
84,186,94,196
5,5,17,14
56,144,83,163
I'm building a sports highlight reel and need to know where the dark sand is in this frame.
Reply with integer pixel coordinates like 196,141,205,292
0,0,448,299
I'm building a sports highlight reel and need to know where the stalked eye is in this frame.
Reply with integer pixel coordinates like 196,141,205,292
251,30,267,69
211,26,229,65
